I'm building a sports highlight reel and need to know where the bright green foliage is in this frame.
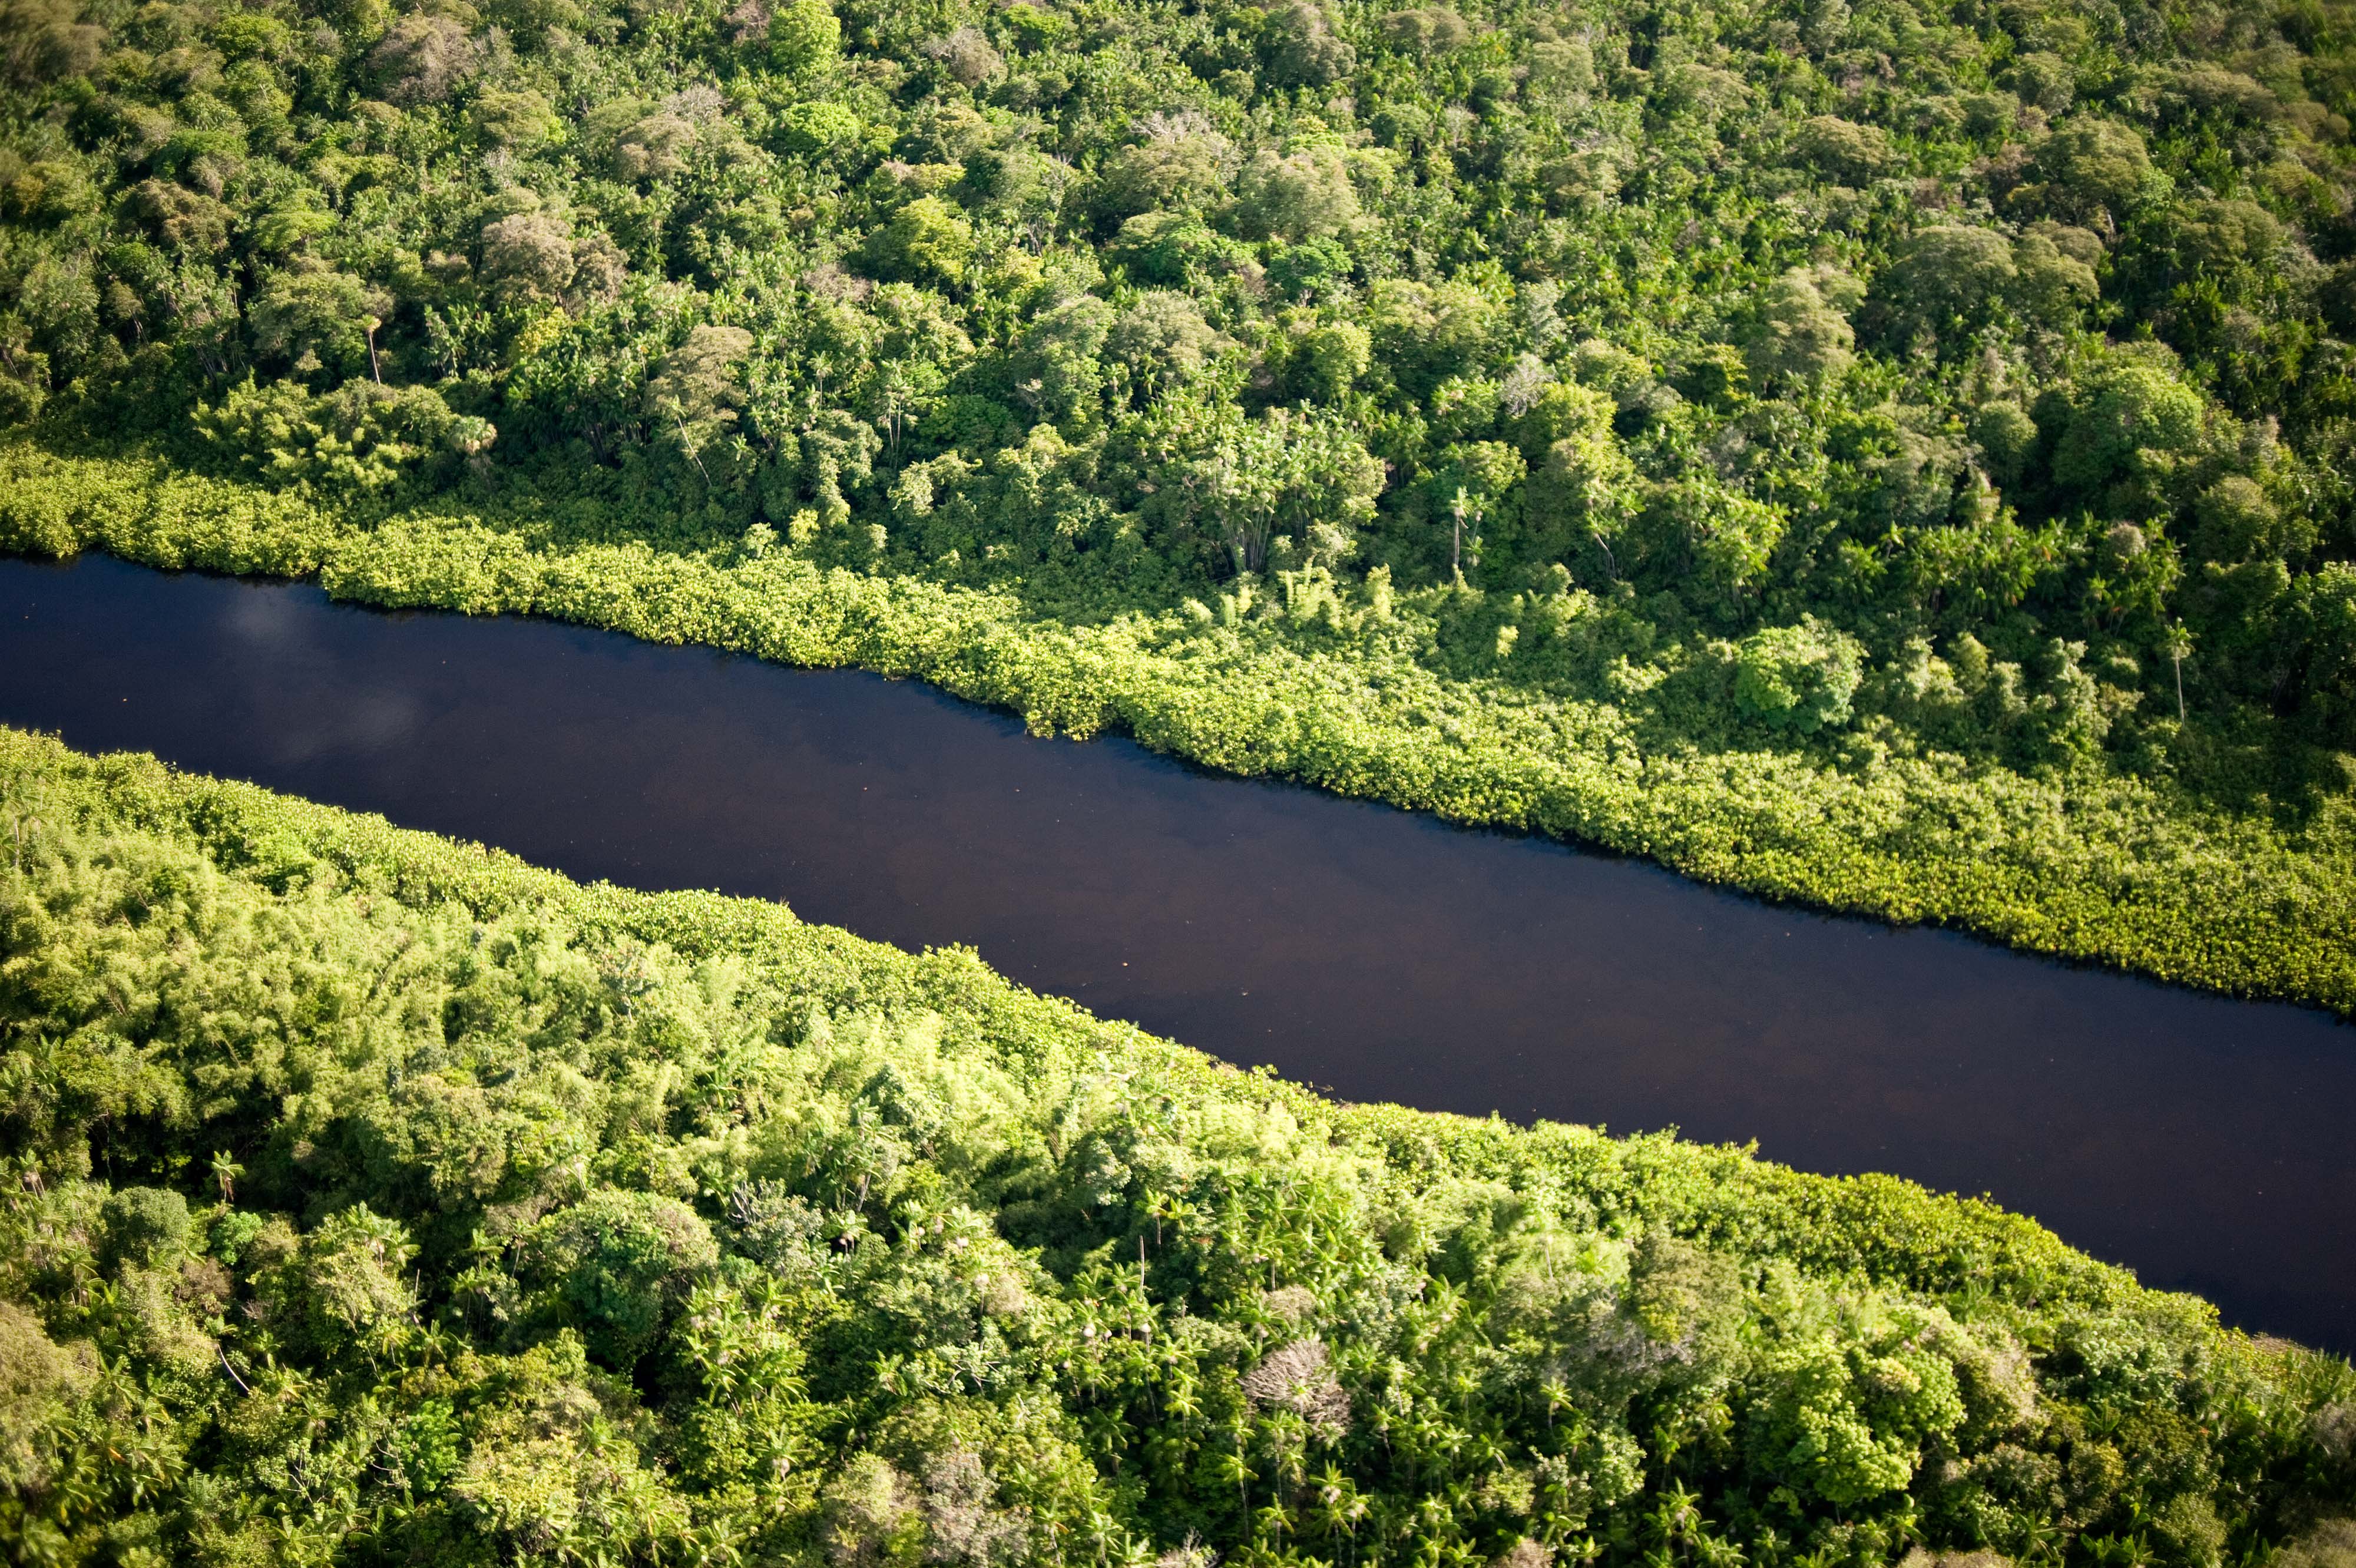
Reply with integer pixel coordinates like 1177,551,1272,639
193,378,488,492
769,0,843,77
863,197,977,287
9,0,2356,999
1,728,2351,1567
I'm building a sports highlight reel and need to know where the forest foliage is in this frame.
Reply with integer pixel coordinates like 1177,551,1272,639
2,725,2354,1568
12,0,2356,991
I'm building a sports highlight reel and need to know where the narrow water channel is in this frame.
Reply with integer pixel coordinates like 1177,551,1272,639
3,553,2351,1352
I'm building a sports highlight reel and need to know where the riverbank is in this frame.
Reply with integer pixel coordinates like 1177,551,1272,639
0,721,2143,1302
16,545,2355,1348
4,721,2350,1566
5,440,2355,1017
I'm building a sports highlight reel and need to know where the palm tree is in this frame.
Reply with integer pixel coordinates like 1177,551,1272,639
2165,620,2193,722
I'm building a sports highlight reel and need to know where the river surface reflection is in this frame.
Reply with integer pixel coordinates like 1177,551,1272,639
2,553,2350,1351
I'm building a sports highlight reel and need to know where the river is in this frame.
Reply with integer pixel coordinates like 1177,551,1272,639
2,552,2350,1351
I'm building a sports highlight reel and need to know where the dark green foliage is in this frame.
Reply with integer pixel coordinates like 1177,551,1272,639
518,1190,720,1368
93,1187,188,1273
2,727,2352,1567
1733,616,1864,732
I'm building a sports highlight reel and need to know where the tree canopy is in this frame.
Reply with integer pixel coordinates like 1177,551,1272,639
5,0,2356,761
1,726,2352,1568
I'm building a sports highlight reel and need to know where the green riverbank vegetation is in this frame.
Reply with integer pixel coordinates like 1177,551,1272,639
8,0,2356,1003
2,726,2354,1567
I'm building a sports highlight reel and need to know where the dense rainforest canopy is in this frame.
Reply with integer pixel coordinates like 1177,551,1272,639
9,0,2356,747
1,726,2352,1568
10,0,2356,995
6,0,2356,1559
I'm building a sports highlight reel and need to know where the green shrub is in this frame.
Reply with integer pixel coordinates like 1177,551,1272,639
1734,618,1866,733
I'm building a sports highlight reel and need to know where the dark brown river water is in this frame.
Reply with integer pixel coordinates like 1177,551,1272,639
3,553,2351,1352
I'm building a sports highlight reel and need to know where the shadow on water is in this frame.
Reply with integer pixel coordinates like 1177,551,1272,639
2,553,2351,1352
